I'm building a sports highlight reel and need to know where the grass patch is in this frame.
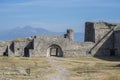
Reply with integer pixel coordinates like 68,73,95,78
0,56,120,80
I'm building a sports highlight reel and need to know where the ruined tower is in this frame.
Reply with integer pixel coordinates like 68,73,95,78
85,22,95,42
85,22,115,43
64,29,74,41
85,22,118,56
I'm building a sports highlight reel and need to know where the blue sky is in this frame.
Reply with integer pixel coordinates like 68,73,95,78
0,0,120,32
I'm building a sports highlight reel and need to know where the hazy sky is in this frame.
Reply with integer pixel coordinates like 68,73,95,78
0,0,120,32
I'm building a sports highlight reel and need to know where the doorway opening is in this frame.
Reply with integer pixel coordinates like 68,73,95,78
24,47,29,57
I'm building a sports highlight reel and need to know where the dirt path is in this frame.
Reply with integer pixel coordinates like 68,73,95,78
46,57,69,80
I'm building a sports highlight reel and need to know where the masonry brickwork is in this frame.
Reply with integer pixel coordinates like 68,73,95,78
0,22,120,57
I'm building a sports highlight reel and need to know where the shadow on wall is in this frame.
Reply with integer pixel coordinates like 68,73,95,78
92,32,120,61
24,41,33,57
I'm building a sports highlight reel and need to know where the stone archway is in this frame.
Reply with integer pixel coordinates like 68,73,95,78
47,44,63,57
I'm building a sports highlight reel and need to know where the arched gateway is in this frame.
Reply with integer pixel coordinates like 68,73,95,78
47,44,63,57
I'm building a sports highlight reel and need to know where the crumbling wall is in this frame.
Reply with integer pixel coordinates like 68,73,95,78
85,22,95,42
1,22,120,57
0,41,7,56
94,22,113,43
85,22,118,56
29,35,94,57
114,26,120,56
64,42,94,56
29,35,70,57
13,38,32,57
85,22,113,43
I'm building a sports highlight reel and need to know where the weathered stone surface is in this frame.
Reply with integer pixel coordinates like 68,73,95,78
0,41,7,55
0,22,120,57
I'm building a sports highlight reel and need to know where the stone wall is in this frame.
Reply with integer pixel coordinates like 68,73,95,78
29,35,70,57
65,29,74,41
29,35,94,57
94,22,112,43
0,22,120,57
85,22,95,42
85,22,112,43
114,25,120,56
64,42,94,56
85,22,119,56
12,38,32,57
0,41,7,56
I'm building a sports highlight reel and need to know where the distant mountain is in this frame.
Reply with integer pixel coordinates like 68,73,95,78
0,26,84,42
0,26,52,40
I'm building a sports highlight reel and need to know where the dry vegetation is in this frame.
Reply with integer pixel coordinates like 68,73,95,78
0,56,120,80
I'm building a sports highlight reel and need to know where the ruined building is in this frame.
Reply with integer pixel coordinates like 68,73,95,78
0,22,120,57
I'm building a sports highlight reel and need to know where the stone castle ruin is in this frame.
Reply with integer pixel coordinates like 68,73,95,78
0,22,120,57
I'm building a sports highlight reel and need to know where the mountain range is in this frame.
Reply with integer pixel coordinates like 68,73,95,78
0,26,84,42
